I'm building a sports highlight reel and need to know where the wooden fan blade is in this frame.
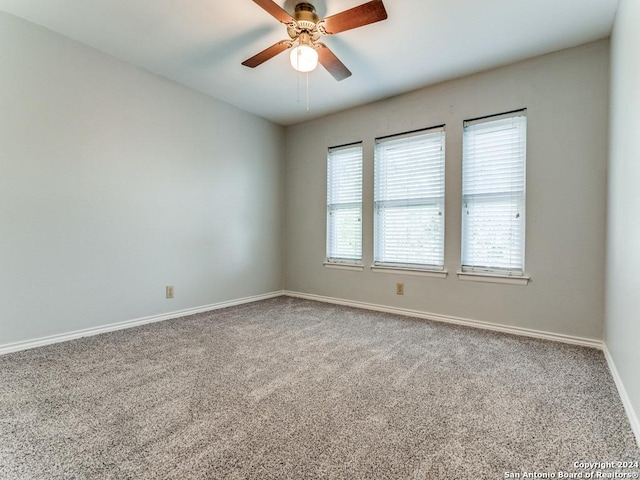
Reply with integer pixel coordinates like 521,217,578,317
321,0,387,35
317,44,352,81
252,0,294,24
242,40,292,68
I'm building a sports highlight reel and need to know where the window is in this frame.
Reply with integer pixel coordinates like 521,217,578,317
461,110,527,276
374,126,446,270
326,143,363,264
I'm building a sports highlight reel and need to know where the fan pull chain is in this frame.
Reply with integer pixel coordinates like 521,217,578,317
294,69,310,113
306,72,310,113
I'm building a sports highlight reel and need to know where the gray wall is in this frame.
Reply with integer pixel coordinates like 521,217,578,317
284,40,610,341
0,13,283,346
605,0,640,434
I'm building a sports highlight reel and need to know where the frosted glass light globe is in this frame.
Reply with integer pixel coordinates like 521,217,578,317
290,44,318,73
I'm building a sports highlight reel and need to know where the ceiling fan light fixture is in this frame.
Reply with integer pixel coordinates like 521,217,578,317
290,43,318,73
244,0,388,81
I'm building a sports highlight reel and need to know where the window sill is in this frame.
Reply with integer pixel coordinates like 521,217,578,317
323,262,364,272
457,271,530,286
371,266,448,279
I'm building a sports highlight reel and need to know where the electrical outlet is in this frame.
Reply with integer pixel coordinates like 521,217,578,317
166,286,174,299
396,283,404,295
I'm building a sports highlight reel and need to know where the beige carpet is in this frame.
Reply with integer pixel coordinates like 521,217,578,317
0,296,638,479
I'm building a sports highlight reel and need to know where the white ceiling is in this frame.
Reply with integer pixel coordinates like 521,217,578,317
0,0,618,125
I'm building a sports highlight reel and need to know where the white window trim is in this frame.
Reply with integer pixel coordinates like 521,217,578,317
323,262,364,272
371,265,448,278
374,125,447,270
457,271,529,286
326,142,363,264
461,109,527,276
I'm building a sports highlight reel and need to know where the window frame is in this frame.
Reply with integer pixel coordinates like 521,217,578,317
460,109,528,281
325,142,364,266
373,125,447,273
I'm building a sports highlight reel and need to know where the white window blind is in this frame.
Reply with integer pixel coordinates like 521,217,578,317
327,143,363,263
374,127,446,269
462,110,527,275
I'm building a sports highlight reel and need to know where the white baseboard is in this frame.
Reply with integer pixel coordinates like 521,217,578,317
2,287,603,354
603,345,640,449
0,291,285,356
283,290,603,349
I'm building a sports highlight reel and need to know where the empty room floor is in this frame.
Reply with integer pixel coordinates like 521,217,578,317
1,297,638,479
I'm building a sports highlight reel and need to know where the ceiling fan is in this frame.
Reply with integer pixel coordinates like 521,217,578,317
242,0,388,81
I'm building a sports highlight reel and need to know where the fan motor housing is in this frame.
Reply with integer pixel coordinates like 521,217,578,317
293,3,319,30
